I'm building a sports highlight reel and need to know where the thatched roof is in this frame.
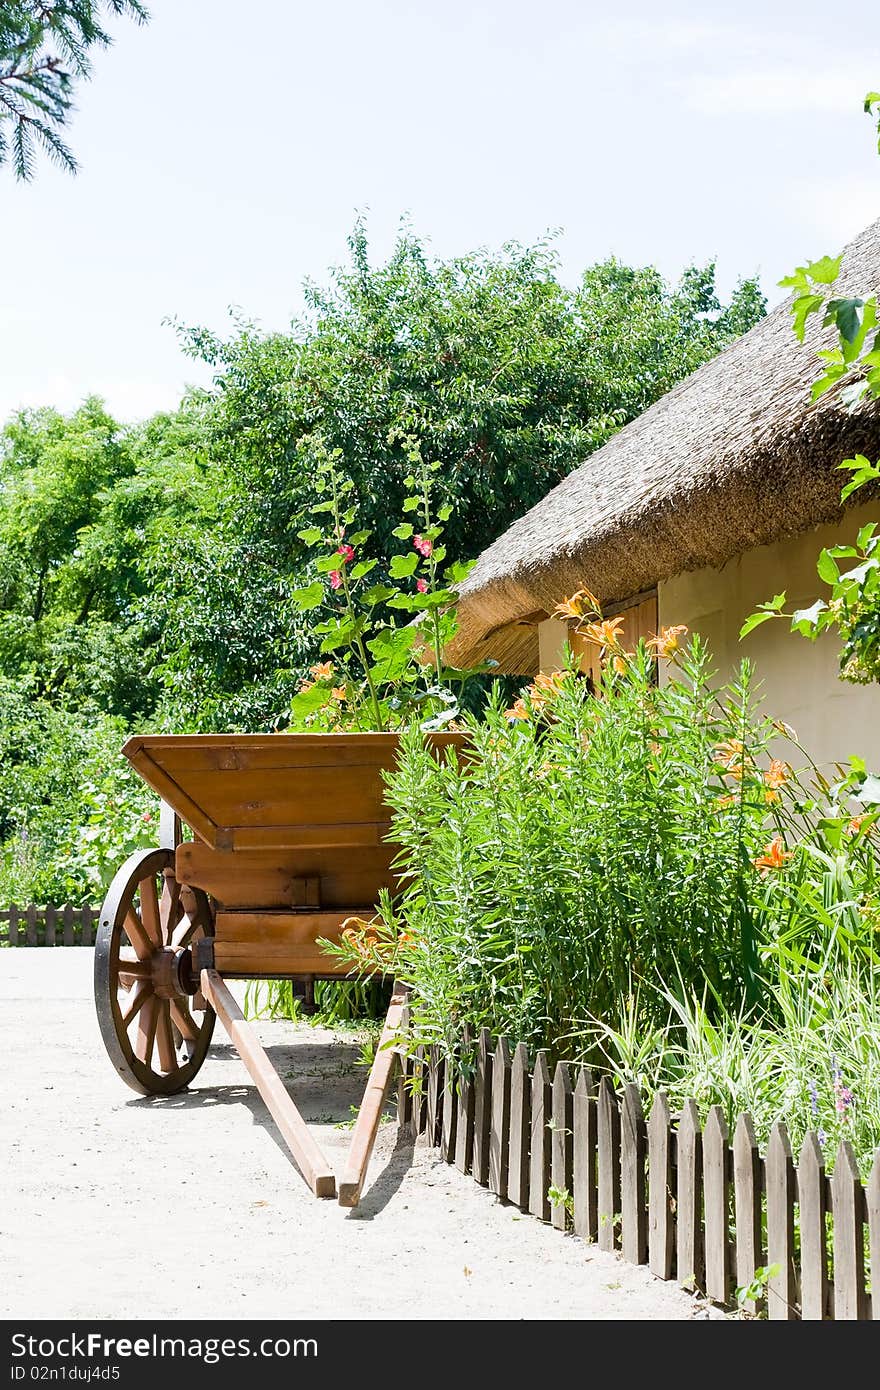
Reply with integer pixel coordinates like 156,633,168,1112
449,216,880,673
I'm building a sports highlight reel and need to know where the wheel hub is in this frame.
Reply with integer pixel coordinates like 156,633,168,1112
150,945,196,999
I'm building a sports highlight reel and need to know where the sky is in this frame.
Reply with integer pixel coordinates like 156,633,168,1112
1,0,879,424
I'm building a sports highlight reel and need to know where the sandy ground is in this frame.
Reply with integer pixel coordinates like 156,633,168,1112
0,949,716,1320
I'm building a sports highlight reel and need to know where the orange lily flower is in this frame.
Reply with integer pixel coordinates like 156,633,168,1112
754,836,792,872
505,697,530,721
330,686,347,703
764,759,788,790
310,660,335,681
647,624,688,658
581,617,625,650
553,588,601,620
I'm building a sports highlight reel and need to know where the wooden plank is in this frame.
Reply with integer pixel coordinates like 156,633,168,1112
214,911,358,943
62,903,75,946
44,904,57,947
766,1121,797,1320
472,1028,493,1186
229,823,390,852
396,1002,413,1134
338,984,407,1206
176,842,396,910
676,1098,703,1288
508,1042,531,1212
551,1062,574,1233
426,1047,444,1148
441,1052,459,1163
621,1082,647,1263
489,1037,512,1199
212,944,356,977
703,1106,730,1305
831,1140,867,1320
25,904,38,946
454,1027,475,1174
573,1068,597,1242
648,1092,674,1279
529,1051,552,1222
798,1131,828,1320
733,1112,763,1313
81,905,95,947
201,968,335,1199
410,1047,427,1137
868,1149,880,1322
597,1077,621,1252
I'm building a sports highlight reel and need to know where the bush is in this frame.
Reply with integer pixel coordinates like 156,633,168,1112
360,640,796,1056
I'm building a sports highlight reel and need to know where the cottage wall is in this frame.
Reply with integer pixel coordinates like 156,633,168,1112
535,501,880,774
657,501,880,774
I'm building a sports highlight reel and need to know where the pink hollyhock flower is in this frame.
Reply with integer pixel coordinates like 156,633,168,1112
329,570,342,590
413,534,433,558
416,578,428,593
337,543,355,563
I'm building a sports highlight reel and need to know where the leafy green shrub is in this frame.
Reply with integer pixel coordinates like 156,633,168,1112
344,639,797,1057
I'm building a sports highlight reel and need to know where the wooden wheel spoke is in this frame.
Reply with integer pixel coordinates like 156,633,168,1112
170,999,200,1042
135,994,160,1065
121,981,153,1028
155,1001,176,1073
139,875,162,948
171,914,199,949
159,870,182,944
117,951,153,983
123,909,153,960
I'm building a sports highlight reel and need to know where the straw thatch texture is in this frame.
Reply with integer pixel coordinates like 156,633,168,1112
449,217,880,674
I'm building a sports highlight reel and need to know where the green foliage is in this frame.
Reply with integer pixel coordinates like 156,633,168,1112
336,641,790,1057
0,1,148,179
0,676,154,902
176,226,765,569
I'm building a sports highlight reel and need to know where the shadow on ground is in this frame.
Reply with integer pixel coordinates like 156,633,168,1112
126,1034,405,1210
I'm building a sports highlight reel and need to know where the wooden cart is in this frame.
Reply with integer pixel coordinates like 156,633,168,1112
93,731,463,1206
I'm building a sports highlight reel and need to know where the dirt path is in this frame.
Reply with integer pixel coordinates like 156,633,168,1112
1,949,713,1320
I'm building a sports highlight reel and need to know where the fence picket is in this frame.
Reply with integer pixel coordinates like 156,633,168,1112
676,1099,703,1289
426,1047,444,1148
45,904,57,946
25,904,38,945
441,1050,458,1162
9,906,19,947
508,1042,531,1211
454,1026,475,1175
489,1038,512,1200
648,1092,674,1278
551,1062,573,1232
396,1005,413,1133
597,1077,621,1252
733,1112,763,1313
798,1131,828,1320
529,1052,552,1222
472,1028,493,1186
621,1083,647,1263
868,1150,880,1322
703,1106,731,1305
766,1122,797,1321
573,1068,597,1242
411,1046,427,1136
81,904,95,946
832,1141,867,1321
63,903,76,946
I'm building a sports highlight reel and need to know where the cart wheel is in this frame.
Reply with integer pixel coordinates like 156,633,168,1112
94,847,216,1096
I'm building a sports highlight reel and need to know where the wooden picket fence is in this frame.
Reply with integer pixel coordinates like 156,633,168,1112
0,903,99,947
398,1027,880,1320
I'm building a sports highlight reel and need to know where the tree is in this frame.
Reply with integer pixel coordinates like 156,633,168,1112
178,224,765,584
0,1,147,179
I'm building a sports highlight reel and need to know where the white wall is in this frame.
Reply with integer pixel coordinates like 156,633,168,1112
658,502,880,775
